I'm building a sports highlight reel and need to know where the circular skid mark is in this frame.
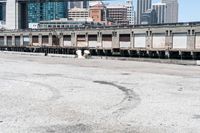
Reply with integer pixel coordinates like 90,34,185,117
31,124,92,133
31,81,61,101
93,81,141,117
0,78,61,101
33,73,64,77
121,73,131,75
192,115,200,119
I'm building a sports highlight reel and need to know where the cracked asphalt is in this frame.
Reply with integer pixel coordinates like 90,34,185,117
0,53,200,133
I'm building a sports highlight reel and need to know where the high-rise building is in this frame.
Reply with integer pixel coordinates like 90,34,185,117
141,9,157,24
68,7,89,20
28,0,68,23
125,0,135,25
161,0,178,23
69,0,89,9
4,0,28,29
137,0,152,24
0,2,6,21
153,3,167,24
89,3,105,23
107,5,129,25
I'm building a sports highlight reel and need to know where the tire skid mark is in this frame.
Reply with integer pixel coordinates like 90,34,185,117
94,81,141,118
0,77,61,101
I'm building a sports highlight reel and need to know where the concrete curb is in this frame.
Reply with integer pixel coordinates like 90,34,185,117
0,51,200,66
0,51,76,58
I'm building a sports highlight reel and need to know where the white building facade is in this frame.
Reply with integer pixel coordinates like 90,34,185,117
1,0,24,29
125,0,135,25
68,7,89,20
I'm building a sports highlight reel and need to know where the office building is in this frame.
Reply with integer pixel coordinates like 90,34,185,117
68,7,89,20
141,9,157,24
137,0,152,24
161,0,178,23
69,0,89,9
89,3,105,23
28,1,68,23
4,0,28,29
153,3,166,24
125,0,135,25
0,2,6,21
107,5,129,25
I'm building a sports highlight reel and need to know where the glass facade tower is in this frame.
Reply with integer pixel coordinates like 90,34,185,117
0,2,6,21
28,0,68,23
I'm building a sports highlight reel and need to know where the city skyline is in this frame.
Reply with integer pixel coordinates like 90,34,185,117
114,0,200,22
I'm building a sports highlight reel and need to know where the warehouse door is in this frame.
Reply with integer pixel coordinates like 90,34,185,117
134,34,146,48
120,34,131,48
88,35,99,48
102,35,112,48
32,36,39,46
153,34,165,48
173,34,187,49
195,34,200,49
63,35,71,47
77,35,87,47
